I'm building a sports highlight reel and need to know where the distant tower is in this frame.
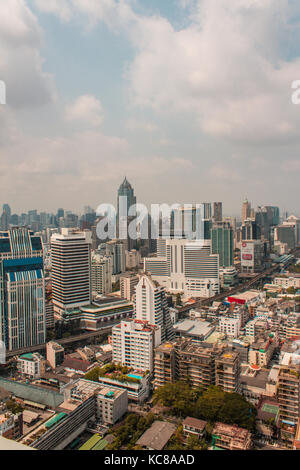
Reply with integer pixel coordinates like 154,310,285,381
2,204,11,218
117,177,136,216
117,177,137,250
242,198,251,223
213,202,223,223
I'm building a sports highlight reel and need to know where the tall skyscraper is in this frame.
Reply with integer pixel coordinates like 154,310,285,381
51,229,92,315
211,223,234,267
0,211,9,231
2,204,11,219
213,202,223,223
241,198,251,223
117,177,136,216
242,219,261,241
117,177,137,250
0,228,46,351
135,274,174,342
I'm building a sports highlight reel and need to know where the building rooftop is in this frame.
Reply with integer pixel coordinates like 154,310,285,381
62,356,94,373
173,319,215,339
136,421,176,450
240,366,269,389
183,417,207,431
0,436,35,451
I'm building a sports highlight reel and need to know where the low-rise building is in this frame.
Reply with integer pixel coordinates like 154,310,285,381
17,353,45,379
218,318,240,338
183,417,207,440
136,420,176,450
46,342,65,369
173,319,215,343
211,422,252,450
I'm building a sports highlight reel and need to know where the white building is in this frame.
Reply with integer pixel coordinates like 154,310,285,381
218,317,240,338
17,353,44,378
144,257,169,287
91,253,112,297
274,276,300,290
51,229,92,315
135,274,174,342
144,239,220,299
112,320,161,372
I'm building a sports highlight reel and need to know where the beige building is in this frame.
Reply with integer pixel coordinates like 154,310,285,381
278,356,300,432
175,339,223,390
120,273,139,301
215,351,240,393
46,341,65,369
248,334,277,367
212,422,252,450
154,342,176,389
125,249,140,269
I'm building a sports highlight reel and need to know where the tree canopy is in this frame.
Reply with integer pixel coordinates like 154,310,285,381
153,383,256,431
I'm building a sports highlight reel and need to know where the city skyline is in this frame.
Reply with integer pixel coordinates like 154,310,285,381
0,183,295,220
1,1,300,214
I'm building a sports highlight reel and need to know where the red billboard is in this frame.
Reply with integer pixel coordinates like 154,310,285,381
227,296,246,305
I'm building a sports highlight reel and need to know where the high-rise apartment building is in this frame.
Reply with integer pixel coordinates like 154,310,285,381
135,274,174,342
91,254,112,297
175,339,221,389
153,342,176,389
211,223,234,267
51,229,92,315
112,319,161,372
120,273,139,301
215,350,241,393
99,240,125,276
0,228,46,351
278,357,300,442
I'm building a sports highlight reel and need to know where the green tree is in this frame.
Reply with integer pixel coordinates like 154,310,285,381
186,434,202,450
84,367,100,382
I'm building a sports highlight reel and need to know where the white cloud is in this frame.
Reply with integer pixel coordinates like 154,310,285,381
121,0,300,144
65,95,104,127
0,0,54,108
33,0,300,144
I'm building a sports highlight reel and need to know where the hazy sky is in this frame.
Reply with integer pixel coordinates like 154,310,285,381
1,0,300,216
